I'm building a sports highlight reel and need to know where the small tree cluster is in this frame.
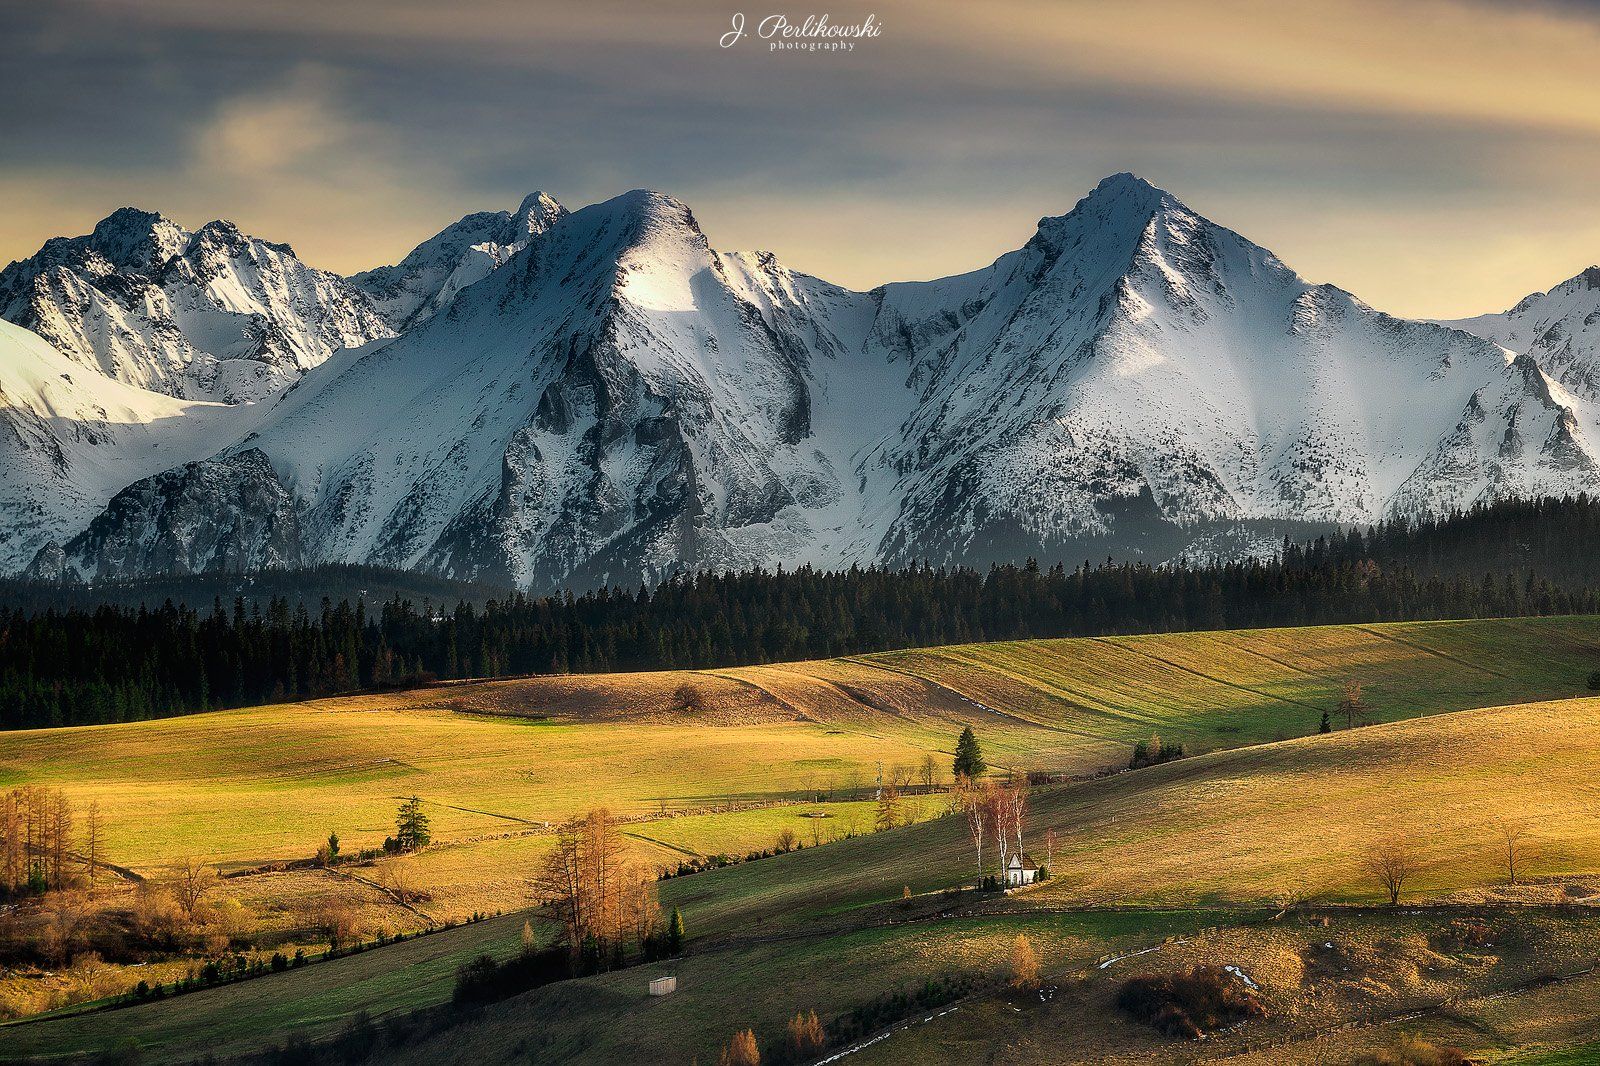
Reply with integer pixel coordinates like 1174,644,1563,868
532,808,661,965
1129,734,1187,770
952,773,1030,887
785,1010,825,1056
1,785,82,896
719,1028,761,1066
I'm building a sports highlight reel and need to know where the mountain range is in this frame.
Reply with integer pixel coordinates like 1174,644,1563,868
3,174,1598,590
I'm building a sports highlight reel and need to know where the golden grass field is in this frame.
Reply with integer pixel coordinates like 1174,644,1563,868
3,615,1596,881
7,615,1600,1061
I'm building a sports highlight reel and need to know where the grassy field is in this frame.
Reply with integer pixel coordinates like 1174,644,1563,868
847,908,1600,1066
6,616,1600,1060
3,616,1597,879
13,689,1600,1059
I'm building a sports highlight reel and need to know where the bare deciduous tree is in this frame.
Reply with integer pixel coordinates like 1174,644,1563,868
41,890,87,965
380,857,427,905
1362,837,1419,906
1338,679,1368,729
172,858,216,921
919,753,938,795
808,814,825,847
1495,821,1536,885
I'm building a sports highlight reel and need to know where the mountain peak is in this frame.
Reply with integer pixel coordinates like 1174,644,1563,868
92,206,170,237
1042,172,1178,238
512,191,566,237
81,207,189,272
591,190,701,239
1091,171,1162,196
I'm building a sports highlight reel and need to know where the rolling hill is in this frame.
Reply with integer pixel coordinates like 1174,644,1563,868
11,639,1600,1061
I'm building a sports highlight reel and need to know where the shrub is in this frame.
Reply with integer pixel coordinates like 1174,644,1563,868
1358,1036,1470,1066
1117,965,1267,1038
452,946,572,1007
1435,918,1496,952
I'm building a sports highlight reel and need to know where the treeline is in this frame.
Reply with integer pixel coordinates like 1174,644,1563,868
10,495,1600,729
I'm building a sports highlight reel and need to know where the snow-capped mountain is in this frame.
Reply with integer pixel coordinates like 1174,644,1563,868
8,174,1600,588
348,192,567,330
45,191,900,586
1444,266,1600,399
0,317,248,575
0,208,395,403
865,174,1596,565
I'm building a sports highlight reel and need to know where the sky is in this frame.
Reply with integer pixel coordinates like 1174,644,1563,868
1,0,1598,318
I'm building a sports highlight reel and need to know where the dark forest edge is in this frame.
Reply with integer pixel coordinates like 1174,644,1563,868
8,495,1600,730
0,564,511,614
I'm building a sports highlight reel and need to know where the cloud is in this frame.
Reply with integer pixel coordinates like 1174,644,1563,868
3,0,1600,317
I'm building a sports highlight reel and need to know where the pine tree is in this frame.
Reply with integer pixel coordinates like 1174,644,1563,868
394,797,431,851
667,907,685,954
953,726,986,779
1319,710,1331,734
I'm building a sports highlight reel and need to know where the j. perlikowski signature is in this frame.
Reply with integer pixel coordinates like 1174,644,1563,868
720,13,883,52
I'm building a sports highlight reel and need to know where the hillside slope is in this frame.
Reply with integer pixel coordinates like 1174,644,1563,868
1,615,1596,876
12,675,1600,1063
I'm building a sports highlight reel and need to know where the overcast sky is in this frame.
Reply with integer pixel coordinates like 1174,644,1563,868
2,0,1598,318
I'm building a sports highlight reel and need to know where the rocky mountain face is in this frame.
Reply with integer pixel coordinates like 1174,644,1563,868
0,317,247,575
864,175,1597,566
0,208,395,403
7,175,1600,589
348,192,567,330
1444,266,1600,399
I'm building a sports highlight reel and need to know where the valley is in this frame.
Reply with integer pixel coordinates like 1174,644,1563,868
5,616,1600,1062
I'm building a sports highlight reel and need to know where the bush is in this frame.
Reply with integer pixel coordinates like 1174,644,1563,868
1358,1036,1470,1066
452,946,572,1007
1435,918,1497,951
1117,965,1267,1039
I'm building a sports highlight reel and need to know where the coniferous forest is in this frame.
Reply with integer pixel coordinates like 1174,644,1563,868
7,495,1600,730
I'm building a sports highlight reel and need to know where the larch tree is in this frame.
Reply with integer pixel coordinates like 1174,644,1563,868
719,1028,760,1066
84,800,103,892
1010,933,1041,990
